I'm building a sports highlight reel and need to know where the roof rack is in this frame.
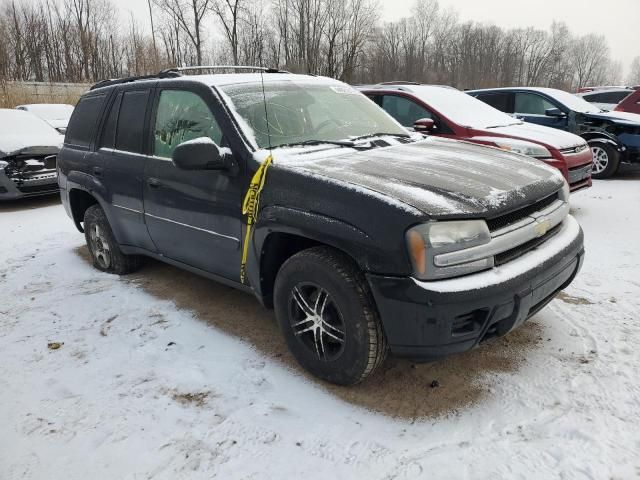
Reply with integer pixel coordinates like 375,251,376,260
378,81,421,85
161,65,290,75
90,65,288,90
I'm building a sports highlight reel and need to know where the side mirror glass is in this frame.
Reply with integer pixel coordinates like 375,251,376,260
171,137,229,171
413,118,435,133
545,108,566,118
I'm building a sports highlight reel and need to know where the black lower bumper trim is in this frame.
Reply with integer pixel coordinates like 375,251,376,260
367,225,584,360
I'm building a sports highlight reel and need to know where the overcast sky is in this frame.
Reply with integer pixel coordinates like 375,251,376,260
113,0,639,75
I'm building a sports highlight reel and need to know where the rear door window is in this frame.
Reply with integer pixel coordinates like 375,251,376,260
381,95,432,127
65,94,106,148
475,92,512,113
99,93,122,149
153,90,223,159
515,93,557,115
115,90,150,154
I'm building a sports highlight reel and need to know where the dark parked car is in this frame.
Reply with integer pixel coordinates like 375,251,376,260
360,83,592,192
58,68,584,385
0,109,62,200
468,87,640,179
614,88,640,115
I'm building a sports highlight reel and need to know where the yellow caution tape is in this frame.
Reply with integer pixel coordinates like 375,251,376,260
240,153,273,284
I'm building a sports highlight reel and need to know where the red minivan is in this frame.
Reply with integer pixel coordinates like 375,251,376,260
361,84,593,192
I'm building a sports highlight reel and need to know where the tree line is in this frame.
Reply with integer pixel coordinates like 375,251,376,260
1,0,638,91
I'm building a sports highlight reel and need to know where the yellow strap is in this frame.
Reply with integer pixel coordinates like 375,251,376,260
240,154,273,284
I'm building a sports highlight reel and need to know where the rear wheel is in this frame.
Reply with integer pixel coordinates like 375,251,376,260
83,205,142,274
590,142,619,179
274,246,387,385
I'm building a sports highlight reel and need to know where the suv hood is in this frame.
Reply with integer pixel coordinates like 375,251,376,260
583,110,640,126
485,122,585,149
0,134,63,158
277,137,563,218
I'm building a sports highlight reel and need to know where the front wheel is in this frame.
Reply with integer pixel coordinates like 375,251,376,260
590,142,620,179
274,247,387,385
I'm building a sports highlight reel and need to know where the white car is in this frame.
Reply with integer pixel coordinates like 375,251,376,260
0,109,63,200
15,103,75,134
576,88,633,112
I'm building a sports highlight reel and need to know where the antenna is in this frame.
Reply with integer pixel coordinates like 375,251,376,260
260,69,273,151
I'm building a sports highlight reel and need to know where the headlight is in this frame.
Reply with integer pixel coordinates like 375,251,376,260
406,220,493,280
492,138,552,159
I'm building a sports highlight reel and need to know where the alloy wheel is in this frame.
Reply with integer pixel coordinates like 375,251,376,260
288,283,346,362
90,224,111,269
591,146,609,174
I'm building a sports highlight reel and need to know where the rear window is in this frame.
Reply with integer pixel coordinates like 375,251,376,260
65,94,106,148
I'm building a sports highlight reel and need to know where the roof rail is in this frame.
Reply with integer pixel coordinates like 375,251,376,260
378,81,421,85
160,65,290,75
90,70,180,90
90,65,289,90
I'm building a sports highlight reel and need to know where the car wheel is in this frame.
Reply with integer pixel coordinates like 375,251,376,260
590,142,620,179
274,246,387,385
83,204,142,274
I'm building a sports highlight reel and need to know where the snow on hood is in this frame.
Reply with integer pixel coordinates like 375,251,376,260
0,134,62,157
483,122,586,150
587,110,640,125
273,137,563,218
0,109,63,157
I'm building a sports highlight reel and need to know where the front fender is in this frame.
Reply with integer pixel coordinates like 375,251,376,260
581,132,621,150
244,205,407,298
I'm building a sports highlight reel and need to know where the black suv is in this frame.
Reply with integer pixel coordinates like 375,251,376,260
58,67,584,385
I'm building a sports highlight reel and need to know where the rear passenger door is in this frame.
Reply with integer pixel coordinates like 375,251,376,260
472,92,514,115
143,87,244,281
98,88,156,251
513,92,568,129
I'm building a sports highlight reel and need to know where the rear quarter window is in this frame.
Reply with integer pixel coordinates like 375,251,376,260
65,94,106,148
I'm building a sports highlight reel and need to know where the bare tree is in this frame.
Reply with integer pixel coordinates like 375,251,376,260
153,0,212,65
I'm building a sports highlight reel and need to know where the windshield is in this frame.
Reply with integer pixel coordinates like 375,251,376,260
546,89,601,113
219,80,408,149
0,109,59,136
409,86,520,129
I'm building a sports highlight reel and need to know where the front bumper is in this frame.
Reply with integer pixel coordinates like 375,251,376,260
367,216,584,360
0,170,59,200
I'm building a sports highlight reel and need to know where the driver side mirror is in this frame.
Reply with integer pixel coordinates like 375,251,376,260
171,137,232,171
413,118,435,133
545,108,566,118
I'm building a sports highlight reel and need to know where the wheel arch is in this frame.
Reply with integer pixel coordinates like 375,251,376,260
252,207,374,308
68,188,100,232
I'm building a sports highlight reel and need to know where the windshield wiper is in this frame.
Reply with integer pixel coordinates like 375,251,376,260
348,132,411,141
275,139,356,148
486,122,523,129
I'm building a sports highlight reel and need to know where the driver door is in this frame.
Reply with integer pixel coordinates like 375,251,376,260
514,92,568,130
143,87,244,280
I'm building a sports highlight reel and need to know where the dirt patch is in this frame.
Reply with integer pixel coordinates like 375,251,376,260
75,249,544,420
556,291,594,305
0,194,60,213
170,391,211,407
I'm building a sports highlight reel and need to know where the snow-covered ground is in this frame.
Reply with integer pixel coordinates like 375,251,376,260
1,169,639,480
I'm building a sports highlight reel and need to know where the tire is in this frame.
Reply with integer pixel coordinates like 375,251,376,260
274,246,387,385
83,204,142,275
590,142,620,179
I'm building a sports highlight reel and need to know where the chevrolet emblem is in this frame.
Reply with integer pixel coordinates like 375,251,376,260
535,219,551,237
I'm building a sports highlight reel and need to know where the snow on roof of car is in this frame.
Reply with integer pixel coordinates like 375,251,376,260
181,72,343,87
469,86,602,114
370,84,521,130
15,103,75,120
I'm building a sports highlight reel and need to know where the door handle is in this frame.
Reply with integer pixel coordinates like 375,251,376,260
93,166,103,176
147,177,162,188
